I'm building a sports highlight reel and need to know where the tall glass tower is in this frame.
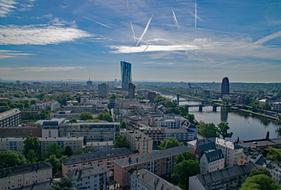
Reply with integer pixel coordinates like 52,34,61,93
221,77,230,97
120,61,132,90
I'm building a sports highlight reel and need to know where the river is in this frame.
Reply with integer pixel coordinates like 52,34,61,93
181,101,280,141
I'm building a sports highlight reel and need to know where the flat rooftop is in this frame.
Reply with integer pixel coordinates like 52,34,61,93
114,145,191,168
62,148,133,165
0,109,20,121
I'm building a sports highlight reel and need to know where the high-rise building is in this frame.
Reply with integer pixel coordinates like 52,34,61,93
221,77,230,97
98,83,109,98
128,83,136,99
120,61,132,90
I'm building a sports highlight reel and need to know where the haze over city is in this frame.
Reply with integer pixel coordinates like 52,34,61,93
1,0,281,82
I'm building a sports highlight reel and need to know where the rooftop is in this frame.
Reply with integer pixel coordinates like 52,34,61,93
0,162,52,178
0,109,20,121
131,169,182,190
62,148,133,165
114,145,191,168
70,165,108,180
204,149,224,163
195,163,255,186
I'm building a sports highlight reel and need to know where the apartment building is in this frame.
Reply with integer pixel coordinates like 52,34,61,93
200,149,225,174
70,165,110,190
62,148,135,177
113,145,191,188
0,162,52,190
130,169,182,190
215,138,248,167
0,137,83,157
0,109,21,128
59,121,119,142
189,163,255,190
0,127,41,138
124,130,153,154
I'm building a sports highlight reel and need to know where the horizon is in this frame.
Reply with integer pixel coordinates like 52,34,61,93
1,0,281,82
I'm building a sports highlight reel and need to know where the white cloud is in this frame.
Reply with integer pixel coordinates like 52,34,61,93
110,44,199,53
0,0,16,17
0,25,91,45
0,66,84,72
0,49,32,59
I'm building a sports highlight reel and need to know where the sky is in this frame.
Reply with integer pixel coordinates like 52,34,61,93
0,0,281,82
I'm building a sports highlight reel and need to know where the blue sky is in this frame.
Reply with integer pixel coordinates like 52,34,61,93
0,0,281,82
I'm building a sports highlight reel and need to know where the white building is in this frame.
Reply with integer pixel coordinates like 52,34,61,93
0,162,52,190
0,109,21,128
200,149,225,174
215,138,248,167
124,130,153,154
272,102,281,112
70,165,110,190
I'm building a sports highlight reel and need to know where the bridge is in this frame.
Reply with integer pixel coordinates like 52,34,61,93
174,94,222,112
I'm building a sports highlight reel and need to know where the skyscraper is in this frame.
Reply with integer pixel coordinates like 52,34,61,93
120,61,132,90
221,77,230,97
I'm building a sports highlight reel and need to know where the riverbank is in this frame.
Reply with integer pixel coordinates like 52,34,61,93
231,106,278,121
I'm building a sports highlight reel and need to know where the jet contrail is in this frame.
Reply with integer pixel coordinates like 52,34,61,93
194,0,197,29
130,21,137,42
172,9,179,29
136,16,153,46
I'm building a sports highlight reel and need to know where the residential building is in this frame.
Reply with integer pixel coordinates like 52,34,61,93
62,148,134,177
200,149,225,174
189,163,255,190
113,145,191,188
128,83,136,99
0,137,83,157
98,83,109,98
139,127,165,147
0,109,21,128
266,161,281,184
215,138,248,167
53,110,80,120
62,105,96,113
0,127,41,138
130,169,182,190
188,138,216,158
121,61,132,90
39,118,65,138
70,165,110,190
59,121,120,142
272,102,281,112
0,162,52,190
124,130,153,154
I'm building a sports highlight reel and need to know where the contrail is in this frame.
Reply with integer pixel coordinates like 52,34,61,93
136,16,153,46
255,31,281,45
172,9,179,29
194,0,197,29
130,21,137,42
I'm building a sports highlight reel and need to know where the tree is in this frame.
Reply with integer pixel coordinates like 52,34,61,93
114,134,129,148
198,122,218,138
240,174,281,190
80,112,93,120
46,154,61,175
250,168,271,177
45,143,63,159
158,138,182,150
186,114,195,124
23,137,40,162
52,177,77,190
173,160,200,189
64,146,73,157
266,147,281,162
120,121,127,129
217,122,233,139
176,152,196,164
97,111,113,122
0,151,27,168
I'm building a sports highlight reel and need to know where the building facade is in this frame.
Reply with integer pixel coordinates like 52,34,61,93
200,149,225,174
121,61,132,90
221,77,230,97
0,162,52,190
0,109,21,128
124,130,153,154
128,83,136,99
98,83,109,98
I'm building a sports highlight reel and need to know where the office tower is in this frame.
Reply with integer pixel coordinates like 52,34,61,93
98,83,109,98
120,61,132,90
86,76,93,87
221,77,230,97
128,83,136,99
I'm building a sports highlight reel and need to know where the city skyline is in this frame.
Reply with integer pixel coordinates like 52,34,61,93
1,0,281,82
